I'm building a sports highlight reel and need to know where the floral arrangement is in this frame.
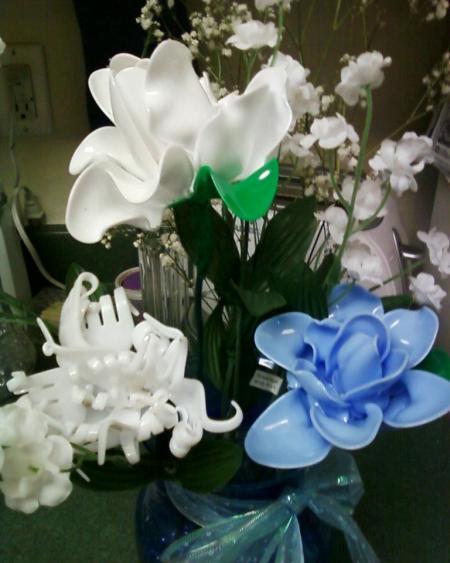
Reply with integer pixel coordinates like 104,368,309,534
1,1,450,560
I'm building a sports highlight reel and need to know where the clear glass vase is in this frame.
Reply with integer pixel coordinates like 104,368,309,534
138,226,193,330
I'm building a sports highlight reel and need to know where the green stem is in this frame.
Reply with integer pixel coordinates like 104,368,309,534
369,258,424,292
194,274,204,382
232,221,250,400
270,2,285,65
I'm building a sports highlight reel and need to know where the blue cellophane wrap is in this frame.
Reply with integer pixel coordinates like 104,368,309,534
135,450,379,563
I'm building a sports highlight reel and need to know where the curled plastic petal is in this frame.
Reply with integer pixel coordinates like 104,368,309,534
383,369,450,427
328,284,383,323
331,333,382,396
69,126,143,177
383,307,438,368
145,39,215,152
254,312,314,372
245,389,331,468
195,78,291,182
170,378,242,434
310,403,383,449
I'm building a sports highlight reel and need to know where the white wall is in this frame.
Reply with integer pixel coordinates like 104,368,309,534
0,0,89,223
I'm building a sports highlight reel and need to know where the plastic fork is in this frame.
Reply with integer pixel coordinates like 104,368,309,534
81,287,136,351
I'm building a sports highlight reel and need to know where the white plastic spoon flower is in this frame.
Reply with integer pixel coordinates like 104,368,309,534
66,40,291,244
7,273,243,468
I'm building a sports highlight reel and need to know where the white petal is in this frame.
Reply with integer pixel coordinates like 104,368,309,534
88,68,114,123
38,473,73,507
110,69,160,177
109,53,141,74
145,40,215,152
69,126,143,178
66,165,162,243
195,80,291,181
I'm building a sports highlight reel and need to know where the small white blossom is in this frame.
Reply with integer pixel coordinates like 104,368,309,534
342,236,384,285
409,273,447,310
417,228,450,276
341,176,386,220
0,398,73,514
315,205,348,245
337,142,359,171
369,132,433,194
227,20,278,50
255,0,292,9
335,51,392,106
269,53,320,121
280,133,320,167
302,114,359,150
0,37,6,56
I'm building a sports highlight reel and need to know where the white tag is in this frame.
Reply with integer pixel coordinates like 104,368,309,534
249,370,283,396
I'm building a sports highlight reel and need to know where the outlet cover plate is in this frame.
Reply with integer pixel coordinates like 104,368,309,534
0,43,53,136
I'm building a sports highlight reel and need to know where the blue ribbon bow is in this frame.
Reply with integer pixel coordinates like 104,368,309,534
161,451,379,562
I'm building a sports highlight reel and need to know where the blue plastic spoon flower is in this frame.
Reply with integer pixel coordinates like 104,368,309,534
245,284,450,468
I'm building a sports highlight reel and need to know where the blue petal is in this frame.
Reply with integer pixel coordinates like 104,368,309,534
310,403,383,449
331,333,382,395
383,369,450,427
254,312,314,372
304,319,340,366
333,314,390,362
244,389,331,468
383,307,438,368
344,348,408,402
328,284,383,323
288,371,347,407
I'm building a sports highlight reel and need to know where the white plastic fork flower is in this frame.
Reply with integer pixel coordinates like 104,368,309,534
0,397,73,514
301,114,359,150
341,236,384,285
409,273,447,310
226,20,278,50
66,39,291,243
369,132,433,194
315,205,348,245
335,51,392,106
7,273,243,470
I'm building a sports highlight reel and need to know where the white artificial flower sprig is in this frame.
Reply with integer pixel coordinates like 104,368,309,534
335,51,392,107
0,397,73,514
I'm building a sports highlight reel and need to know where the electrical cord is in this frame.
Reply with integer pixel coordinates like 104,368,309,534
10,186,65,289
8,90,65,290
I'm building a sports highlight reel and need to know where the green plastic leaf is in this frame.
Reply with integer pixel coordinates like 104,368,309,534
72,456,166,491
175,439,243,493
173,201,239,300
250,197,317,288
234,285,286,317
271,264,328,320
203,303,228,390
417,348,450,382
210,159,279,221
381,294,413,312
72,439,243,494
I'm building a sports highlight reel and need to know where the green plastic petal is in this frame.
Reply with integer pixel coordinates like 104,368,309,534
171,159,279,221
210,159,279,221
417,348,450,382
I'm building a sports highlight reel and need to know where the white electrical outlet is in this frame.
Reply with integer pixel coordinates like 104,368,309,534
0,43,53,136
